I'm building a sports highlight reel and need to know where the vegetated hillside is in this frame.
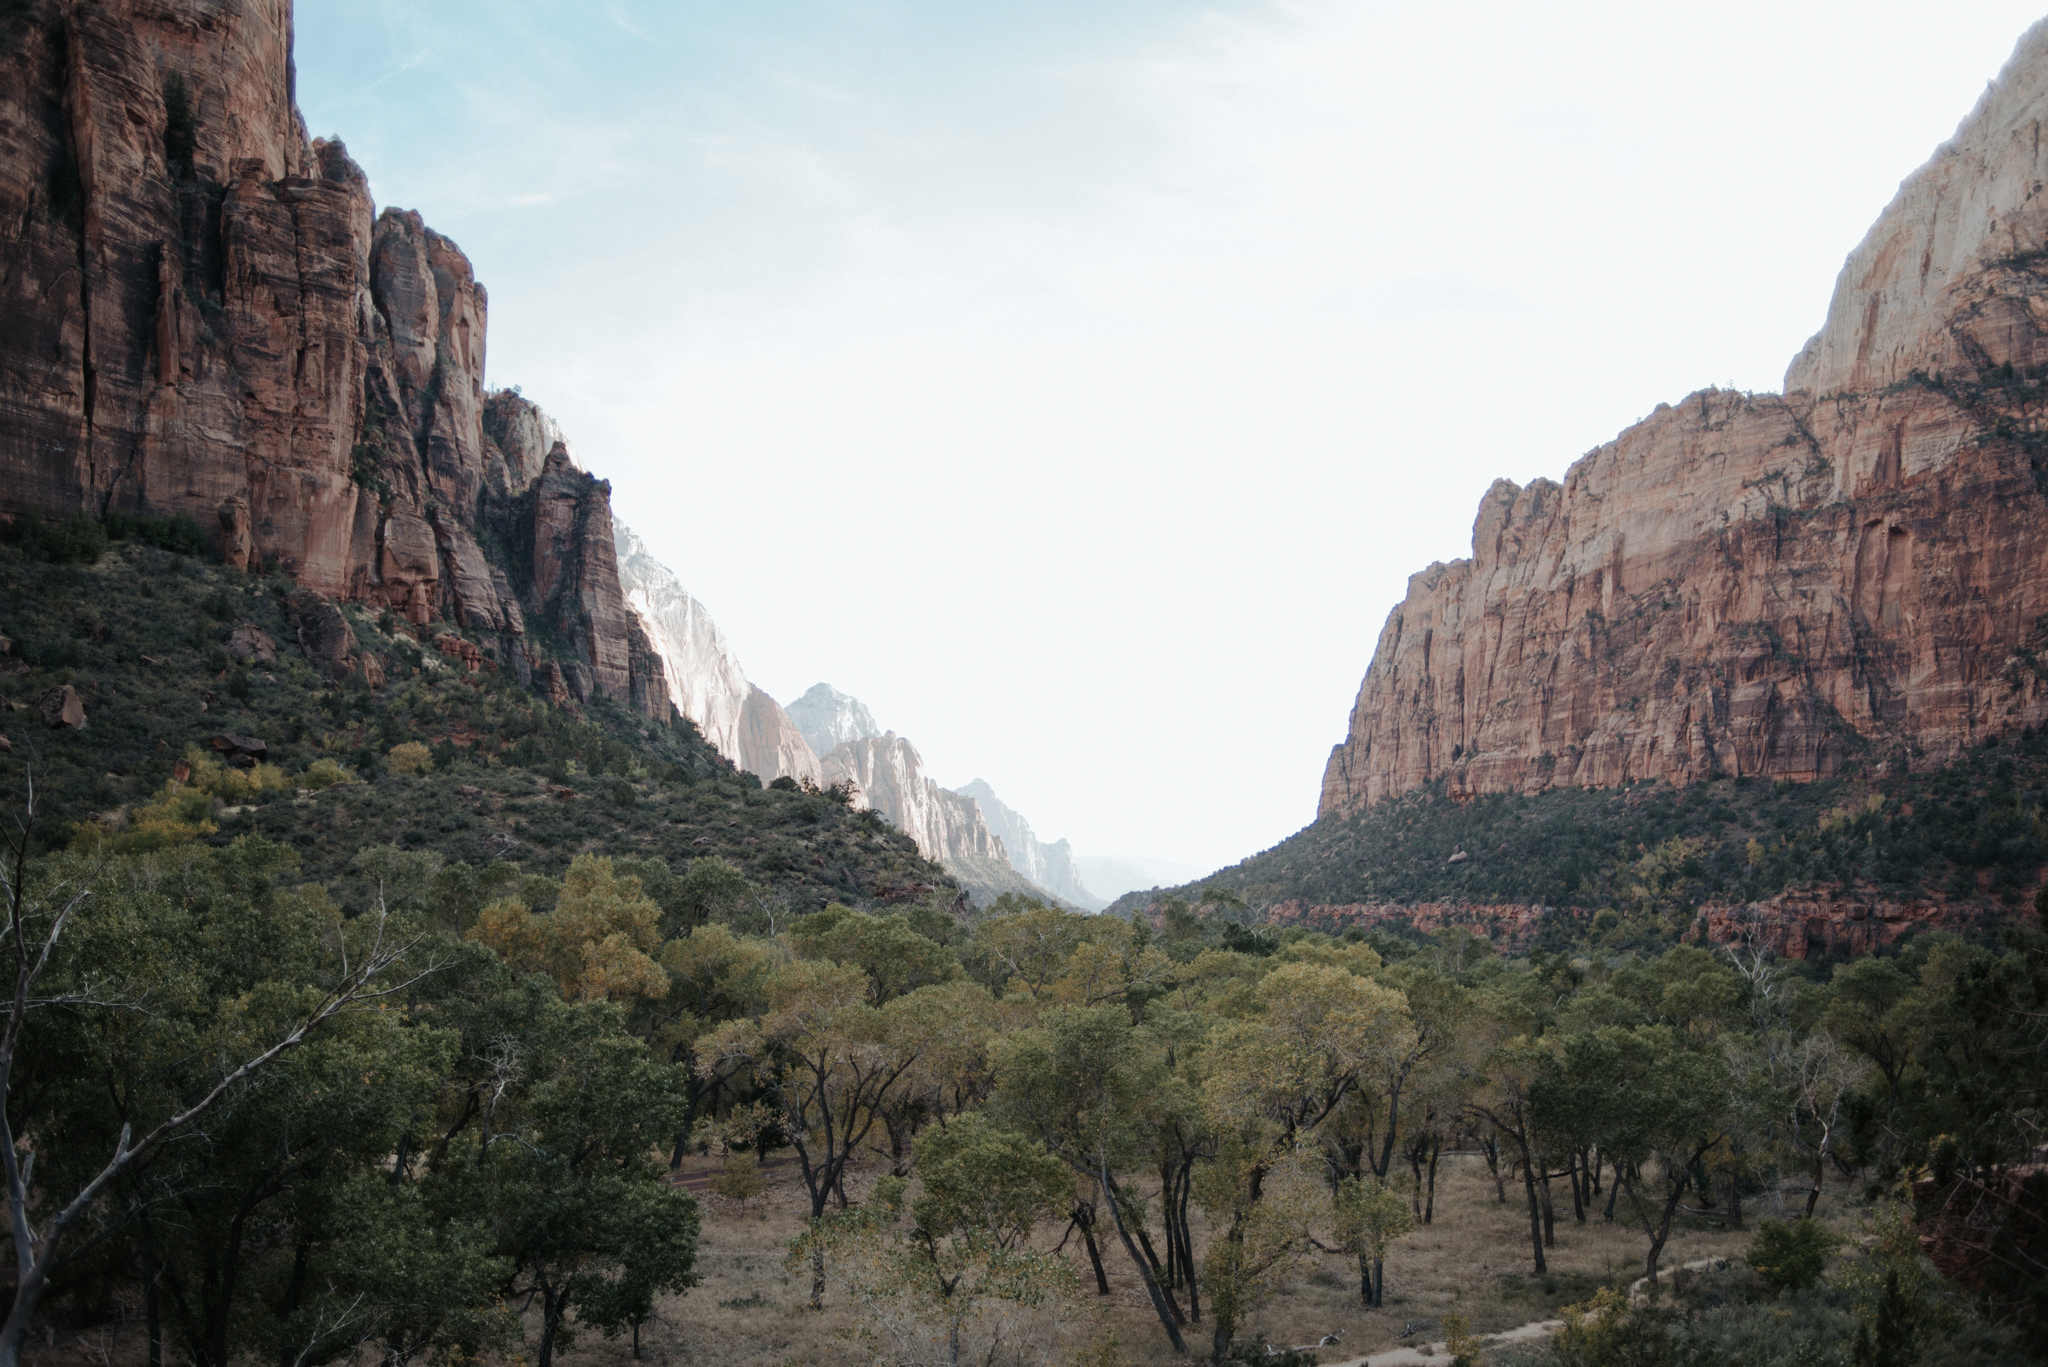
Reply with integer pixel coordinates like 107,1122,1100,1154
0,534,954,913
1111,739,2048,934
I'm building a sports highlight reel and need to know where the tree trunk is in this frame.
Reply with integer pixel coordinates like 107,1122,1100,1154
1178,1177,1201,1323
1074,1203,1111,1295
1484,1133,1507,1203
1569,1149,1587,1225
1516,1140,1546,1273
1804,1153,1825,1220
1357,1253,1371,1306
1538,1156,1557,1249
1371,1256,1385,1309
1136,1225,1177,1316
1424,1140,1440,1224
535,1286,565,1367
1100,1163,1188,1356
141,1213,165,1367
275,1238,312,1367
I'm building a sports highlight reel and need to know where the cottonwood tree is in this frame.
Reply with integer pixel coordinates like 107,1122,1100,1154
1333,1175,1416,1308
701,960,971,1306
1197,962,1412,1361
789,1119,1086,1367
992,1004,1191,1355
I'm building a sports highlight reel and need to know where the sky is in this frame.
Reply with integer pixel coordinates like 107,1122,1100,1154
294,0,2048,876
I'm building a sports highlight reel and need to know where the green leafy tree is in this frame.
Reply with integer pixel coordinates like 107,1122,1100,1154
1333,1175,1416,1307
1747,1218,1841,1296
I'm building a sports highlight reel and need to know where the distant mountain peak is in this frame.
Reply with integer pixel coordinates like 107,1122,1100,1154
788,683,882,761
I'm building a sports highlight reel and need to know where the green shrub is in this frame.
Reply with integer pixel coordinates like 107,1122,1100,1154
14,510,108,564
1748,1218,1841,1296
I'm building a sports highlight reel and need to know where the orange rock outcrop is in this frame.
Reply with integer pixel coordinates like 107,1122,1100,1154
1321,20,2048,819
0,0,666,720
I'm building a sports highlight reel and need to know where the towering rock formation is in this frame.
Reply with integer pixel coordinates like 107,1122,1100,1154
736,687,823,788
0,0,664,719
955,779,1105,911
787,683,881,760
1322,19,2048,817
816,733,1047,905
820,735,1005,863
615,525,820,784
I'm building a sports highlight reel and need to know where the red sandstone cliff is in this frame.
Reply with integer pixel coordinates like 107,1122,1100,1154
0,0,665,721
1321,19,2048,819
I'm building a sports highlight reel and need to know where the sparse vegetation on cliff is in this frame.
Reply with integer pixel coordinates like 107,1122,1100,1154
1117,740,2048,956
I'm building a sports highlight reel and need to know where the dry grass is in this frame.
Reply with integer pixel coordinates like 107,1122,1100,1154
23,1153,1849,1367
591,1151,1828,1367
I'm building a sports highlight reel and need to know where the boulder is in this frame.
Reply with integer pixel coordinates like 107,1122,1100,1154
212,734,267,767
37,685,85,730
289,590,360,680
225,623,278,664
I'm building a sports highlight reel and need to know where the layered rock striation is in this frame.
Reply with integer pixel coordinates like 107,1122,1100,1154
1322,18,2048,818
0,0,665,720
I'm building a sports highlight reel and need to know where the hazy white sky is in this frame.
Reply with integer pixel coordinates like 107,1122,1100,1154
296,1,2047,874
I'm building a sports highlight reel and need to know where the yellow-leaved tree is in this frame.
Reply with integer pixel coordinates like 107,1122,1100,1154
469,854,668,1003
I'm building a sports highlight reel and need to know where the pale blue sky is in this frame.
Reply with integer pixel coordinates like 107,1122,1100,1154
295,1,2048,874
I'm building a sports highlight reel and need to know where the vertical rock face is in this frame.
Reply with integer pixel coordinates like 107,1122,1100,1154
615,524,821,782
820,734,1009,866
0,0,662,721
787,683,882,760
1321,18,2048,818
525,444,667,720
954,778,1105,910
736,687,824,787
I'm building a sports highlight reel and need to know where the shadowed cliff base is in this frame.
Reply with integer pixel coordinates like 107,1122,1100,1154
1112,732,2048,958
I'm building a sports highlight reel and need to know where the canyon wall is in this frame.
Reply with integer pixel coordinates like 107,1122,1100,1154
615,525,821,784
955,778,1105,910
820,734,1007,865
1321,18,2048,818
0,0,664,720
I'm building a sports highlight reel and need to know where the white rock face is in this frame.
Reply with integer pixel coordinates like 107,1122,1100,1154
615,523,819,786
1787,17,2048,395
820,734,1006,865
954,779,1105,911
787,683,882,761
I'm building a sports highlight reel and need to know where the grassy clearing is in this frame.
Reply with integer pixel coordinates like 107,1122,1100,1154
551,1154,1809,1367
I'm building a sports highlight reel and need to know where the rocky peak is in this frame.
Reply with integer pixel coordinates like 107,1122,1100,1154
1320,18,2048,818
787,683,882,760
1787,18,2048,397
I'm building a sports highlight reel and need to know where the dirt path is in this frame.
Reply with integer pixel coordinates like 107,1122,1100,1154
669,1157,799,1194
1322,1317,1564,1367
